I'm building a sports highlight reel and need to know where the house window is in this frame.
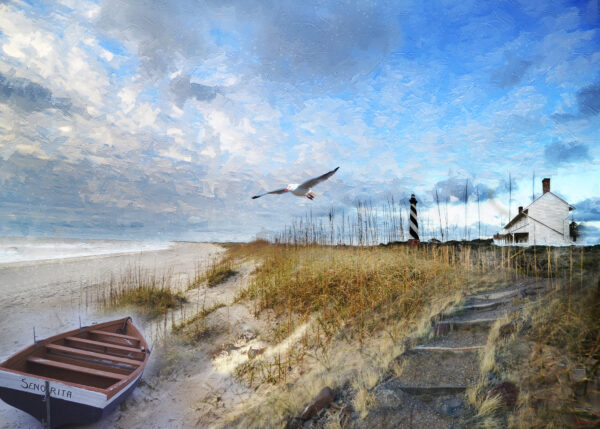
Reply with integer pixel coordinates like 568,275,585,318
514,233,528,243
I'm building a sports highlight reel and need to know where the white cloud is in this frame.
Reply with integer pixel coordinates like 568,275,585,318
112,102,160,130
159,146,192,162
0,3,111,109
118,86,139,114
15,143,48,159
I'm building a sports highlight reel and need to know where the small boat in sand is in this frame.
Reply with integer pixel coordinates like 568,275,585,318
0,317,149,428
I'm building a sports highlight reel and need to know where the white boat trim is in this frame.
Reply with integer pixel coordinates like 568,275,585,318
0,368,142,408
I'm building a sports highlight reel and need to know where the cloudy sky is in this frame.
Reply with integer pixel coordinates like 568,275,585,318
0,0,599,242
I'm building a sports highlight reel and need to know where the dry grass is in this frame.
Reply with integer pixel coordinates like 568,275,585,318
226,243,599,427
352,384,375,419
511,280,600,428
476,394,503,418
173,301,226,331
189,256,238,289
230,243,477,396
88,228,597,428
219,241,523,427
467,246,600,428
351,368,380,418
90,241,263,318
92,267,186,318
479,313,513,377
239,244,488,344
173,301,225,344
117,287,186,317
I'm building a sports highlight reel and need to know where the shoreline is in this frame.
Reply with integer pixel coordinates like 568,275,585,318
0,236,181,266
0,248,174,269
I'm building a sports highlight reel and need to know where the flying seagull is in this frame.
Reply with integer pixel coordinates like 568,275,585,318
252,167,339,200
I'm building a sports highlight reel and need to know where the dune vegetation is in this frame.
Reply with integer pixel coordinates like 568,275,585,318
89,205,599,427
90,267,187,318
188,254,239,289
217,239,599,427
468,246,599,428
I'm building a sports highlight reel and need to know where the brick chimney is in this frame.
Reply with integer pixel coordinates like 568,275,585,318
518,206,523,214
542,178,550,194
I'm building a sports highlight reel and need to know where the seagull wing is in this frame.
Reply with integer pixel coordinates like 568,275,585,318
298,167,339,191
251,188,287,199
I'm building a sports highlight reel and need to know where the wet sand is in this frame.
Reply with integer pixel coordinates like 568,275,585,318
0,242,223,428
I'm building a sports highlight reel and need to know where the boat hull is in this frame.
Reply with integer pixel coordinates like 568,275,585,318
0,369,142,428
0,317,149,428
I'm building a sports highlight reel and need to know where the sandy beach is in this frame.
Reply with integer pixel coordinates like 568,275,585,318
0,241,223,428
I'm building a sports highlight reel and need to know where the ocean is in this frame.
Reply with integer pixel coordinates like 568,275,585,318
0,236,174,265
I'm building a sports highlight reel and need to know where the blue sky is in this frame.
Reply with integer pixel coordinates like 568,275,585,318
0,0,598,242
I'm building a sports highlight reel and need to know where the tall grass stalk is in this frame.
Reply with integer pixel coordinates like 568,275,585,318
90,266,186,318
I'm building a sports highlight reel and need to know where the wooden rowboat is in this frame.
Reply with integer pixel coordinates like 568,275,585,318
0,317,149,428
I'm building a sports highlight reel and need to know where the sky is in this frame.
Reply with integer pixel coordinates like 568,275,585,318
0,0,599,243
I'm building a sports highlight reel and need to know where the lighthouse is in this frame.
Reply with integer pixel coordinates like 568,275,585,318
409,194,419,244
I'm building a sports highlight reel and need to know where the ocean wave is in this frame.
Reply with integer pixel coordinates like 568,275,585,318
0,237,174,264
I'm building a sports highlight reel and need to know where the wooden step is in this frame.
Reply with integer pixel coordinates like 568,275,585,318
448,301,505,314
433,318,496,334
47,344,142,367
445,318,497,328
412,345,484,352
388,348,479,394
398,385,468,395
89,330,140,344
467,284,544,302
65,337,144,357
27,357,127,381
364,378,452,428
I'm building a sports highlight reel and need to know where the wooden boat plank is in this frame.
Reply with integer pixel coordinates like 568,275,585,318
27,357,127,381
0,317,133,369
40,353,132,376
89,330,140,343
65,337,144,356
46,344,142,367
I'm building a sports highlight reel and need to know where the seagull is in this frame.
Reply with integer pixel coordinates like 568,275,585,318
252,167,339,200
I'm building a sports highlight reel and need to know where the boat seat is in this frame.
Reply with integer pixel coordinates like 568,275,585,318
27,357,127,381
65,337,144,357
89,330,140,344
46,344,142,367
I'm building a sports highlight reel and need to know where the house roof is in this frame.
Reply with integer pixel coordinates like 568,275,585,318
504,209,528,229
524,191,574,211
502,191,574,230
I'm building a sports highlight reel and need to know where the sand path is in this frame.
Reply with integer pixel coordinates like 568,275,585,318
82,260,275,429
0,242,223,428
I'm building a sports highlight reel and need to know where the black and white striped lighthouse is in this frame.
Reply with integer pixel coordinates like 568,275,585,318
409,194,419,243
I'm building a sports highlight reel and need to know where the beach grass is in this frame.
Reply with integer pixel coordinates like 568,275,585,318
85,203,599,427
116,286,186,316
222,241,512,425
188,255,237,289
92,267,187,318
172,301,226,344
239,244,480,342
221,241,600,427
467,246,600,428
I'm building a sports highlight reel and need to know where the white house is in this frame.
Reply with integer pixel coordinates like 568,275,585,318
494,178,575,246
